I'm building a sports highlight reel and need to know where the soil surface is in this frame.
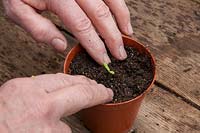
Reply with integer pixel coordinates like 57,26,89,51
69,46,154,103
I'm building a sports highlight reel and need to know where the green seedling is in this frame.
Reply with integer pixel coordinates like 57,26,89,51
103,63,115,75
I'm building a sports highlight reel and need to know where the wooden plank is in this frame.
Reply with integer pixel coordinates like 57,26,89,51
61,116,90,133
0,1,199,133
126,0,200,106
0,4,68,85
62,86,200,133
133,86,200,133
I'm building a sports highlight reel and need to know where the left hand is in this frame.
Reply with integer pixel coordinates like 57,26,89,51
3,0,132,64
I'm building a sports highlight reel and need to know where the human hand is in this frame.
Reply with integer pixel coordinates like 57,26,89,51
3,0,132,64
0,74,113,133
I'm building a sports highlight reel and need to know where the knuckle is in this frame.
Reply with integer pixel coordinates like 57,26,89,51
32,25,49,42
74,17,93,33
98,84,106,88
121,8,130,19
77,75,87,79
123,8,130,18
55,73,70,86
90,79,97,84
56,73,67,77
98,46,106,52
95,3,110,19
98,84,107,92
80,85,95,104
33,100,54,118
108,32,122,45
93,42,105,52
31,19,53,43
76,75,89,82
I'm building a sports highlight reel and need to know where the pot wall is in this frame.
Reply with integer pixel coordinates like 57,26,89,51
64,35,156,133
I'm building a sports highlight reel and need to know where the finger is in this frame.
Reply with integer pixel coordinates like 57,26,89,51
104,0,133,35
22,0,46,10
48,0,111,64
31,73,95,93
76,0,127,60
48,84,113,117
5,0,67,51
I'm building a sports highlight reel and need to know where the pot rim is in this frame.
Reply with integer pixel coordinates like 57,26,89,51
64,35,156,107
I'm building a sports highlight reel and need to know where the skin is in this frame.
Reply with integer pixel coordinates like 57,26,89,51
2,0,133,64
0,74,113,133
1,0,132,132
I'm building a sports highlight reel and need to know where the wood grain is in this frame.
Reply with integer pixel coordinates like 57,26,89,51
134,86,200,133
0,0,200,133
126,0,200,107
62,86,200,133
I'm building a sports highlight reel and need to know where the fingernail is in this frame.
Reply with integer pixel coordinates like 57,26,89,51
107,88,114,99
103,53,111,63
127,23,133,35
51,38,67,51
119,45,127,59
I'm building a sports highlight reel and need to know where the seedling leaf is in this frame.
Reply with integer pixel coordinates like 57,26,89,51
103,63,115,75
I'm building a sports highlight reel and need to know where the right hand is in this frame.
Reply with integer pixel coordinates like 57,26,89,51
0,73,113,133
3,0,133,64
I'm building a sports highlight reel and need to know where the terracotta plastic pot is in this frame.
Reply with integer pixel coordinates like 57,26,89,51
64,35,156,133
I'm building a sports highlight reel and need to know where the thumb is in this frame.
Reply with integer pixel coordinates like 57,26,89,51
4,0,67,51
48,84,113,117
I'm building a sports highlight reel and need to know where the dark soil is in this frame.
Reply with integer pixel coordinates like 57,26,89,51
69,46,154,103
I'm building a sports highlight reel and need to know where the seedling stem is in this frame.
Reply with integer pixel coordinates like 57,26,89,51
103,63,115,75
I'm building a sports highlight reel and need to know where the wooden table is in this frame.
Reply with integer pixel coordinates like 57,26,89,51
0,0,199,132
